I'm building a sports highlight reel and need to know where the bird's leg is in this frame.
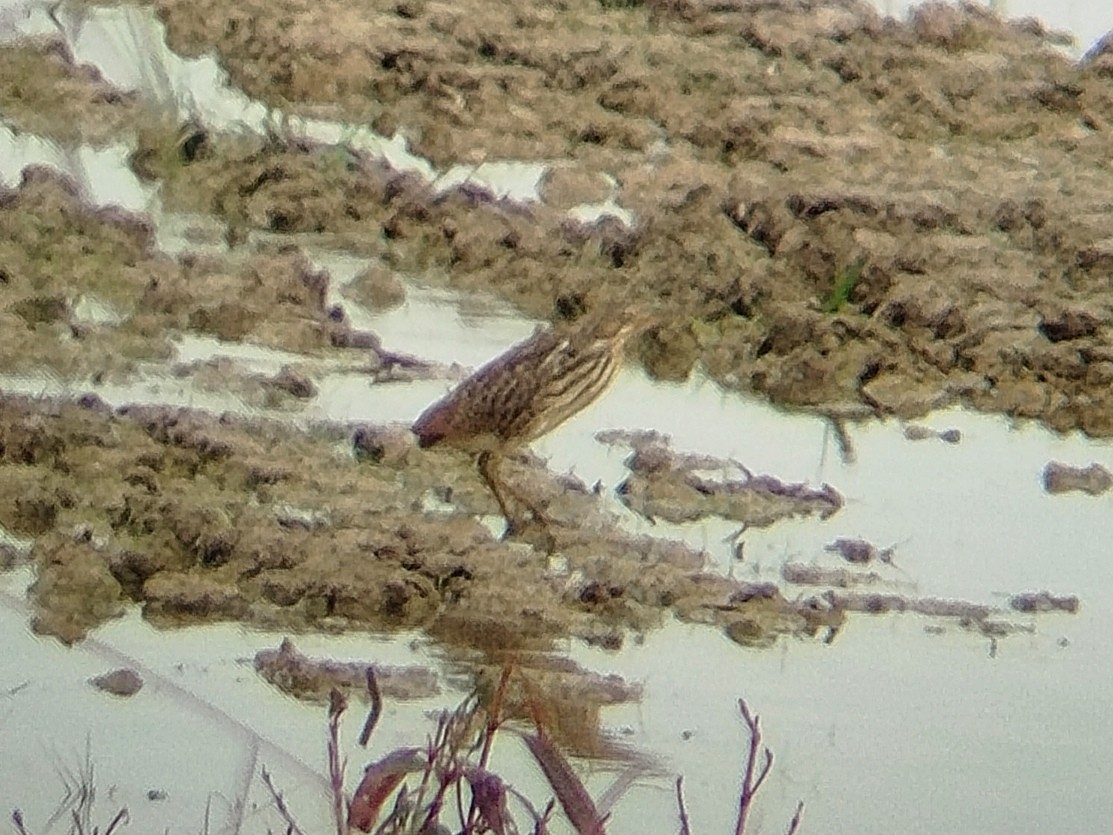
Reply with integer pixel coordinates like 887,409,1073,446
477,450,529,535
477,450,553,539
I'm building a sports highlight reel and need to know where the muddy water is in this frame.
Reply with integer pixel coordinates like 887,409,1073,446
494,366,1112,833
2,348,1108,833
565,405,1112,834
3,1,1113,833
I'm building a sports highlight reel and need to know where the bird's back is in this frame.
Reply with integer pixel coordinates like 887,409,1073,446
413,312,641,450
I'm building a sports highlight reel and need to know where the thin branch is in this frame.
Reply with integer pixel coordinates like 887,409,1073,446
596,766,646,819
506,783,549,833
102,807,130,835
260,767,308,835
785,801,805,835
530,799,556,835
750,749,773,796
11,810,31,835
327,689,348,835
734,698,765,835
479,665,512,769
419,766,455,835
675,776,691,835
464,669,511,833
410,711,448,821
357,667,381,748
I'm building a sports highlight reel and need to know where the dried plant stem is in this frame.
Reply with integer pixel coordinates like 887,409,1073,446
412,711,449,822
785,800,805,835
675,776,691,835
479,665,513,769
357,667,382,748
462,667,512,832
420,765,456,834
506,784,552,833
735,698,773,835
101,808,129,835
11,810,31,835
261,767,308,835
328,689,348,835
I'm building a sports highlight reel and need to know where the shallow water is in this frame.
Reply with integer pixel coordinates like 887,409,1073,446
2,347,1108,833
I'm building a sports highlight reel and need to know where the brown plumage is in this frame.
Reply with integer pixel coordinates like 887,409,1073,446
413,308,652,532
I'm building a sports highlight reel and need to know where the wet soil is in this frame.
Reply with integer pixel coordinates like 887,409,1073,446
0,166,399,378
253,637,441,702
0,41,148,143
128,0,1113,435
0,394,842,647
601,430,843,525
0,1,1098,653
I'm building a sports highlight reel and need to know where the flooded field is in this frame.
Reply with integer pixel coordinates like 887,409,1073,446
2,0,1112,833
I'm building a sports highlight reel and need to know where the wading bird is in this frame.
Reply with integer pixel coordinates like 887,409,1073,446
413,307,654,534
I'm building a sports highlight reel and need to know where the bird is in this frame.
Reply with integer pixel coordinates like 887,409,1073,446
412,306,655,535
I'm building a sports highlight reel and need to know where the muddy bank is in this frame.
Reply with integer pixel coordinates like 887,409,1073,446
10,2,1113,432
0,394,842,646
3,0,1103,655
0,165,397,380
0,41,147,143
90,0,1113,436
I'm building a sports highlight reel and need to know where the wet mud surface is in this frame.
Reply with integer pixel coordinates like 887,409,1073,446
131,0,1113,433
0,41,147,143
1,2,1098,655
0,394,844,648
253,637,441,702
602,430,843,525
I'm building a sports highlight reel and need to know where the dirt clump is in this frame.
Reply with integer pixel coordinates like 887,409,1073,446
1042,461,1113,495
0,394,834,648
601,431,842,526
89,668,144,697
0,40,146,143
125,0,1113,435
30,530,126,644
0,167,389,378
254,637,441,702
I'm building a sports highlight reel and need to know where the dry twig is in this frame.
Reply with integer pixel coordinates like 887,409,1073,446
11,810,31,835
733,698,804,835
786,800,805,835
675,776,691,835
260,767,308,835
735,698,773,835
357,667,381,747
328,688,348,835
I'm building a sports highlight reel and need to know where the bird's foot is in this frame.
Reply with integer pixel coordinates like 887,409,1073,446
502,513,557,553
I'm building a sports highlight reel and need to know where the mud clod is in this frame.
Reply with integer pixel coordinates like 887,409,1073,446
608,433,842,526
254,638,440,702
1042,461,1113,495
30,532,126,644
90,668,144,697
